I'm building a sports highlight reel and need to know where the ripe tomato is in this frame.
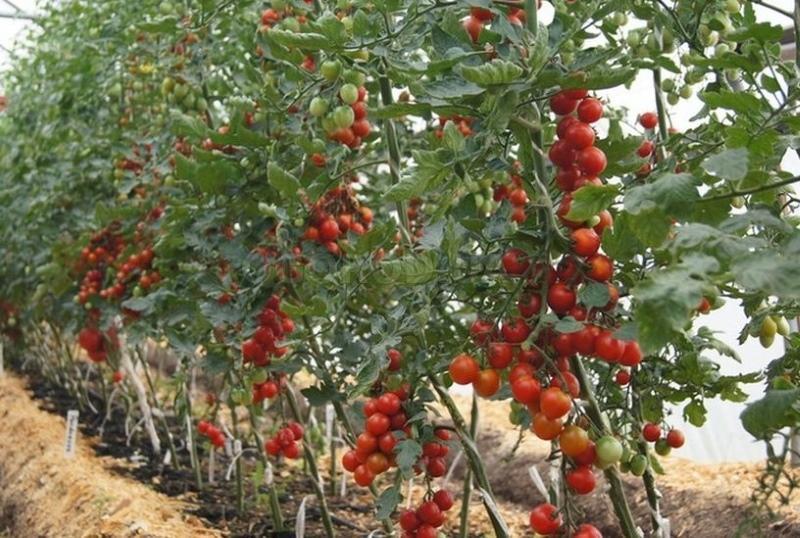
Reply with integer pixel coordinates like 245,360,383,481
586,254,613,281
342,450,360,472
571,228,600,257
550,92,578,115
449,353,480,384
501,317,531,343
319,218,341,242
376,393,401,415
532,413,563,440
470,6,494,21
353,464,375,486
509,188,529,207
551,371,580,398
615,369,631,386
563,88,589,100
387,348,402,371
366,452,390,474
426,457,447,477
511,375,541,404
594,209,613,235
378,432,397,454
564,122,596,149
416,525,438,538
552,332,574,357
574,523,603,538
433,489,454,510
488,342,514,369
577,97,603,123
399,510,420,531
639,112,659,129
557,116,580,139
463,15,483,43
356,432,378,455
416,501,442,525
547,283,576,314
594,331,625,362
242,338,266,363
620,341,643,366
642,423,661,442
638,139,655,157
366,413,391,436
502,247,530,275
352,119,371,137
573,441,597,465
518,291,543,318
509,362,537,383
666,429,685,448
529,503,562,535
576,146,607,176
571,324,598,356
352,101,368,120
560,424,590,457
470,319,495,344
473,368,500,397
549,139,577,168
540,387,572,420
557,256,580,283
556,166,581,191
566,465,596,494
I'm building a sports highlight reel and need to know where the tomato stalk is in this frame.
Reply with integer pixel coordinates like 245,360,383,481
182,379,204,489
458,392,479,538
284,383,336,538
569,356,639,538
135,345,180,469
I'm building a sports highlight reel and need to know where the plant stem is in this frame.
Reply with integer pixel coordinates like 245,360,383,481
699,175,800,202
230,401,245,514
431,378,510,537
183,381,203,489
135,346,180,469
569,357,639,538
284,384,336,538
248,408,286,531
458,393,479,538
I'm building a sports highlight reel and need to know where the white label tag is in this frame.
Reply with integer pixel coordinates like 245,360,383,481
225,438,233,458
295,496,308,538
528,465,549,499
163,448,172,466
325,404,334,445
265,461,274,486
208,448,216,484
406,478,414,508
64,410,79,458
339,470,347,497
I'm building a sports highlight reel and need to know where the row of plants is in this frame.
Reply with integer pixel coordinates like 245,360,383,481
1,0,800,535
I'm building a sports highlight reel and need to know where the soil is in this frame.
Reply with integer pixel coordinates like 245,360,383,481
2,365,800,538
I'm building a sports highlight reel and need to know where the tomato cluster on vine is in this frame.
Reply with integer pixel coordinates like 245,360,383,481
77,326,117,363
302,185,374,256
264,421,305,460
398,489,454,538
493,167,530,224
309,82,371,150
241,294,294,366
462,6,527,43
197,421,226,448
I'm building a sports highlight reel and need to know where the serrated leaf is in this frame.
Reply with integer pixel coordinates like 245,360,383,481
565,184,619,221
395,439,422,473
579,282,610,308
702,148,749,182
624,173,698,218
267,162,300,198
267,29,330,50
460,59,523,87
381,251,438,285
376,486,401,519
554,317,583,333
741,389,800,439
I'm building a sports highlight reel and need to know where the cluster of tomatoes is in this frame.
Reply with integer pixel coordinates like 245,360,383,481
462,6,526,43
302,185,374,256
252,377,283,404
433,114,474,138
197,420,226,449
76,226,126,305
341,387,410,487
530,503,602,538
493,168,529,224
635,112,660,176
398,489,454,538
264,421,305,460
642,422,685,454
77,326,115,363
241,294,294,367
102,246,159,300
310,83,371,150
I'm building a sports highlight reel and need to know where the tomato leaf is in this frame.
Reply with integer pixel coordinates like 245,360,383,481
565,184,619,222
741,389,800,439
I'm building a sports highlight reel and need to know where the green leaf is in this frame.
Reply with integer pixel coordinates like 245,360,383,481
376,486,401,519
565,184,619,221
422,77,485,99
380,251,438,286
624,173,698,218
301,386,339,406
459,59,523,87
629,207,672,248
267,162,300,198
701,90,766,115
726,22,784,42
175,154,239,195
266,29,330,50
683,400,707,427
385,149,448,201
395,439,422,474
554,317,583,333
579,282,610,308
741,389,800,439
701,148,749,182
731,251,800,298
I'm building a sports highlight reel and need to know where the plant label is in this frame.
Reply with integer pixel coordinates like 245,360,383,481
64,409,79,458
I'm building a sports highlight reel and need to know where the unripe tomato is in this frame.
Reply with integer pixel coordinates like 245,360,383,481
642,423,661,442
666,429,685,448
629,453,648,476
529,503,562,535
566,465,596,494
309,97,328,117
595,435,623,467
320,59,342,81
449,353,479,384
473,368,500,397
654,438,671,456
560,425,590,457
571,228,600,257
339,83,359,104
333,105,355,128
540,387,572,420
533,413,563,440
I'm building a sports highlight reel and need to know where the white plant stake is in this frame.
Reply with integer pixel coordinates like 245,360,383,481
325,404,334,445
208,447,216,484
406,478,414,508
64,409,79,458
225,439,243,481
528,465,549,499
120,346,161,455
265,461,274,486
295,496,309,538
339,470,347,497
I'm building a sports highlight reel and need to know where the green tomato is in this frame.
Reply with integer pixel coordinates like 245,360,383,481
251,369,269,384
629,454,648,476
725,0,740,13
775,316,791,337
481,199,494,214
626,30,641,48
730,195,745,209
667,92,680,106
661,78,675,92
333,105,355,128
195,97,208,112
109,82,122,98
339,83,359,105
715,43,730,57
321,115,337,134
613,12,628,26
474,193,485,209
654,439,671,456
310,138,326,153
586,214,601,228
173,82,188,99
596,436,623,467
230,387,247,405
309,97,329,117
343,69,366,86
679,85,693,99
272,0,286,9
133,286,143,297
341,16,353,33
320,60,342,82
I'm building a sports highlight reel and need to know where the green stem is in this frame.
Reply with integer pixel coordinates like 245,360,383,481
569,357,639,538
431,378,510,537
136,346,180,470
183,381,203,489
284,385,336,538
458,393,479,538
248,408,286,530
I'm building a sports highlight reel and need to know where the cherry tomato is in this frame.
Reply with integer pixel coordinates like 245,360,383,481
473,368,501,397
577,97,603,123
566,465,596,494
449,353,480,384
559,424,590,457
529,503,562,535
540,387,572,420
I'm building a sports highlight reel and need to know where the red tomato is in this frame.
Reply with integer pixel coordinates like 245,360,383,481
576,146,607,176
667,429,685,448
564,122,596,149
639,111,659,129
540,387,572,420
577,97,603,123
532,413,563,440
448,353,480,384
566,465,596,494
573,441,597,465
547,283,576,314
463,15,483,42
488,342,514,369
549,139,577,168
473,368,500,397
518,291,543,318
574,523,603,538
550,92,579,115
620,341,643,366
642,423,661,442
501,317,531,343
511,376,541,404
529,503,562,535
559,424,590,457
586,254,613,281
594,331,625,362
502,247,530,275
353,464,375,486
571,227,600,257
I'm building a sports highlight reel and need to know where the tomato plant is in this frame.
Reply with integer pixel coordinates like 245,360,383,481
0,0,799,536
